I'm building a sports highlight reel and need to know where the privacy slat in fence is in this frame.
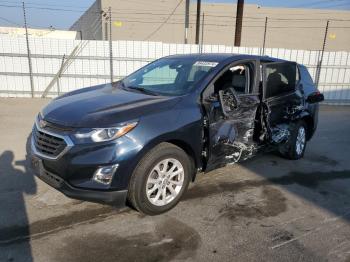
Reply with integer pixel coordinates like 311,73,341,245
0,34,349,104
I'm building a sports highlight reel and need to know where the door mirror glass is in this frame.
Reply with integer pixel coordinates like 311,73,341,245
218,87,240,116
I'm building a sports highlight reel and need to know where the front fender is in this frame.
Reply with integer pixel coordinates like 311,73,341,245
112,107,203,190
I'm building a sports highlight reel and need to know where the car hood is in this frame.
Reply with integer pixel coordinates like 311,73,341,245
41,83,181,128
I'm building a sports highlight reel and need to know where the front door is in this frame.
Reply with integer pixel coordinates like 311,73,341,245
203,60,260,171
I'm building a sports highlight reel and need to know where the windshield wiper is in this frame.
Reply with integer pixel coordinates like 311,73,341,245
125,86,159,96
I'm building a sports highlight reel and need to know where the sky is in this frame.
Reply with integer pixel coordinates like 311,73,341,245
0,0,349,30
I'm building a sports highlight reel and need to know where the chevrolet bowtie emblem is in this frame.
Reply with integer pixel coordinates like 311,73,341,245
39,119,48,129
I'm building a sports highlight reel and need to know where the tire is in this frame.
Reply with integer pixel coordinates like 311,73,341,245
280,120,307,160
127,142,192,215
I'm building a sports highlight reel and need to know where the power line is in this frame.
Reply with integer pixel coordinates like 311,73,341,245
143,0,184,40
0,0,89,9
83,17,350,29
106,15,350,22
1,2,349,16
0,3,86,12
1,2,350,31
0,16,22,26
0,3,349,22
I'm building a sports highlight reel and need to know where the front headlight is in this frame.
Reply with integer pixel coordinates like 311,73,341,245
72,122,138,143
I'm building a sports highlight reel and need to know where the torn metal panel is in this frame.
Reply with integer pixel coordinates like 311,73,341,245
271,124,290,144
205,95,260,170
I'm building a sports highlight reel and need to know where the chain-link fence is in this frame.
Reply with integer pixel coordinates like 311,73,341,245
0,34,349,104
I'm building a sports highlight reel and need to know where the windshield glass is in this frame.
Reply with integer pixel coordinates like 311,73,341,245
121,58,219,96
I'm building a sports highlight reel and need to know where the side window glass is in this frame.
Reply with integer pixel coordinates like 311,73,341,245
265,62,296,98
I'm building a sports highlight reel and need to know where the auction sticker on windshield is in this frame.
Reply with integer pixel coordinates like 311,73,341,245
194,61,219,67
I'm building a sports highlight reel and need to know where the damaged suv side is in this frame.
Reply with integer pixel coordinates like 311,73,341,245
31,54,323,215
202,58,323,170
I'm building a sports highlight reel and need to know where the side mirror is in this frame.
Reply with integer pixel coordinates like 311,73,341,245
218,88,240,116
306,91,324,104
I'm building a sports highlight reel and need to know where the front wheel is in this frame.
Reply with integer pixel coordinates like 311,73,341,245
280,121,307,160
127,143,192,215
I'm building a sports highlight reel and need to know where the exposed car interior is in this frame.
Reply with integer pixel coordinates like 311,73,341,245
214,63,253,95
263,62,297,98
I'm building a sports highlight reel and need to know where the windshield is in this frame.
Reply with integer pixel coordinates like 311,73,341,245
121,58,219,96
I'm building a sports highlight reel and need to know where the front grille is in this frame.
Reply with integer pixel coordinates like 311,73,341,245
43,121,74,133
33,125,67,158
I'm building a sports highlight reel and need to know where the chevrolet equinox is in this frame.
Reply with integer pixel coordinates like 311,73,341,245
30,54,324,215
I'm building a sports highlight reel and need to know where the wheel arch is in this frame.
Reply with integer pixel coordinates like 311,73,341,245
300,114,314,140
129,135,201,185
166,139,198,181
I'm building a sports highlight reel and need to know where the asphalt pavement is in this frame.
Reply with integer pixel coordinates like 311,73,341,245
0,98,349,262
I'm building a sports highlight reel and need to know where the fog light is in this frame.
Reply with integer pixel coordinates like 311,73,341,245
93,164,118,185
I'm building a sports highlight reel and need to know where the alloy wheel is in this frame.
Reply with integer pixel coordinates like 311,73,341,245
145,158,184,206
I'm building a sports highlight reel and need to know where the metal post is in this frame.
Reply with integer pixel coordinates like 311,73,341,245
200,12,205,53
195,0,201,44
104,22,108,40
22,2,34,98
315,20,329,88
56,54,65,96
234,0,244,46
184,0,190,44
262,17,268,55
108,7,113,83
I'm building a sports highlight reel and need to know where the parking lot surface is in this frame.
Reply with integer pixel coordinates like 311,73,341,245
0,98,349,262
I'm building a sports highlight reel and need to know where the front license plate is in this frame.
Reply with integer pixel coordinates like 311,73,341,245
31,155,42,176
31,155,63,188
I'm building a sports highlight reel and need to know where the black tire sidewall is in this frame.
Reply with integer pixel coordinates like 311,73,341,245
129,144,191,215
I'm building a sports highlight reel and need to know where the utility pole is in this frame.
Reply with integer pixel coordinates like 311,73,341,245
184,0,190,44
195,0,201,44
101,10,108,40
234,0,244,46
108,7,113,83
22,2,34,98
200,12,205,53
315,20,329,87
262,17,268,55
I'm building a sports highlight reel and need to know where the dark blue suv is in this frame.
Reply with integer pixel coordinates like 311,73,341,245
30,54,323,215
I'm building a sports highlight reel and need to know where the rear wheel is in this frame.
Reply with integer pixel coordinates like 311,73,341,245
280,120,307,160
127,143,191,215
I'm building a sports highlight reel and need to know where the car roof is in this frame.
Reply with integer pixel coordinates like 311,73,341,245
165,53,287,63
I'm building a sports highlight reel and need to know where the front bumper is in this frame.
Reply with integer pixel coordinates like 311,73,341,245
30,154,128,206
30,120,142,191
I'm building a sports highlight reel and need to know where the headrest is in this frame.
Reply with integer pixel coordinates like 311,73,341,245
267,72,282,86
232,74,246,89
